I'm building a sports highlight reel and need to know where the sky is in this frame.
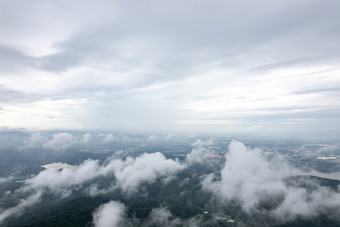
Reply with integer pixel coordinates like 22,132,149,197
2,140,340,225
1,0,340,136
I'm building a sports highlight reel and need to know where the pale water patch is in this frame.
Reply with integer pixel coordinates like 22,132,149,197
41,162,75,170
316,156,336,160
303,170,340,181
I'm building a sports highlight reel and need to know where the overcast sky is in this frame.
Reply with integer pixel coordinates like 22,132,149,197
1,0,340,136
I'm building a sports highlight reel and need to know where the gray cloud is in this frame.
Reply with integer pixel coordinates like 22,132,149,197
0,44,35,73
0,85,35,103
37,52,81,73
1,0,340,134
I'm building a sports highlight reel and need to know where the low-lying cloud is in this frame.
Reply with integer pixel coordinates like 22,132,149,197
81,133,91,143
25,132,47,147
103,133,118,143
24,132,75,150
2,139,340,225
102,152,183,193
23,152,183,194
146,206,181,226
202,140,340,220
44,132,74,150
0,191,42,224
92,201,125,227
0,151,183,224
0,176,13,185
186,139,214,164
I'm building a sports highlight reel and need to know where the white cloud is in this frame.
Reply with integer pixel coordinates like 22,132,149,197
22,152,182,193
202,140,291,212
0,151,184,223
272,185,340,221
0,176,13,185
202,141,340,220
149,207,172,223
25,159,101,191
44,132,74,149
165,134,175,140
186,139,214,164
0,191,42,224
147,135,159,142
103,134,117,143
25,132,47,147
102,152,184,193
147,207,181,226
92,201,125,227
81,133,91,143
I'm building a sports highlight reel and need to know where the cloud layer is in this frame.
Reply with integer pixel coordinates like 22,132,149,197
1,0,340,135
